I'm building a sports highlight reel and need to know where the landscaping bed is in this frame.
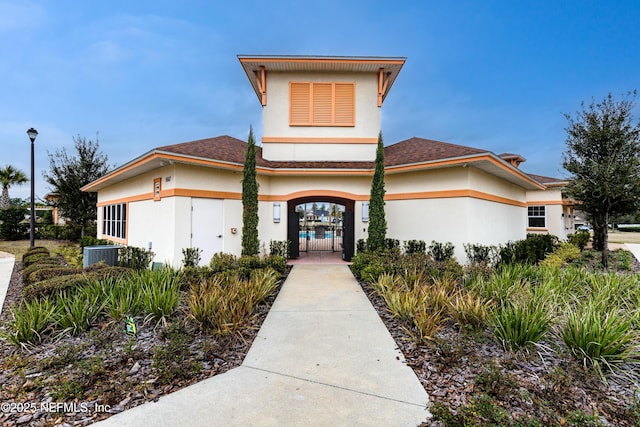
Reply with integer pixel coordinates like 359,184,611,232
353,243,640,426
0,250,288,426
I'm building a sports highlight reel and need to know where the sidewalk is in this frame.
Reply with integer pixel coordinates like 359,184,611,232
0,252,16,315
625,243,640,263
97,264,430,426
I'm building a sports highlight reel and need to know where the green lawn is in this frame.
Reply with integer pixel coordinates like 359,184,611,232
608,230,640,244
0,240,68,259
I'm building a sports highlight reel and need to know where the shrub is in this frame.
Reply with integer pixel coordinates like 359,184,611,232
79,236,112,248
181,247,202,268
403,240,426,254
567,230,590,251
209,252,239,273
2,298,57,347
23,246,50,260
491,299,551,351
269,240,289,258
356,238,367,253
499,234,559,265
22,253,51,268
178,266,214,290
21,259,64,284
0,207,27,240
28,267,81,284
55,244,83,268
464,243,499,267
385,238,400,250
540,242,581,268
262,255,287,275
428,241,455,262
118,246,155,270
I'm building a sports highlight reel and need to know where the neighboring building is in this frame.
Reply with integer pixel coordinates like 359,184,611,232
525,174,574,239
83,54,564,266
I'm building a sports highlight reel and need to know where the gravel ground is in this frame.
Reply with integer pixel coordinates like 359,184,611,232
1,259,639,426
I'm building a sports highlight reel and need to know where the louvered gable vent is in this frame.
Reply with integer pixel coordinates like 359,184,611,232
290,82,355,126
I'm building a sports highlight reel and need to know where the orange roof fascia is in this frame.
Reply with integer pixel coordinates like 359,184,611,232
261,189,369,202
238,57,406,66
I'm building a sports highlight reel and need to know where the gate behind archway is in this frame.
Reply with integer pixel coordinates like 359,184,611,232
287,196,355,261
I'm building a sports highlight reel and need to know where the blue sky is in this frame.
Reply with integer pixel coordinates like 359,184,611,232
2,0,639,200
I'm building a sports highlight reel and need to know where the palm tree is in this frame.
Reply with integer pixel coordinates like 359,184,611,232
0,165,28,209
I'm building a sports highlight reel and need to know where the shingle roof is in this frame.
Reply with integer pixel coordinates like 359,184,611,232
526,173,567,184
156,136,374,169
385,137,488,166
156,135,491,170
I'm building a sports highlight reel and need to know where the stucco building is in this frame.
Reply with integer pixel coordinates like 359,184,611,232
83,55,568,266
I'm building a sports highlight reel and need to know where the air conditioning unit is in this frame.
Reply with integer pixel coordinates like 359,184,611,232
83,245,120,268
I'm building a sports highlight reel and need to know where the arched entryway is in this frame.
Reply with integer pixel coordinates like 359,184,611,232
287,195,355,261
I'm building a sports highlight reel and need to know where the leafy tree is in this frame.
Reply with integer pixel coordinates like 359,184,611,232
367,132,387,251
241,127,259,256
43,135,111,237
563,91,640,268
0,207,27,240
0,165,28,209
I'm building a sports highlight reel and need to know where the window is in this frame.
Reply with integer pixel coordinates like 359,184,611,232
528,205,545,228
102,203,127,239
290,82,355,126
153,177,161,201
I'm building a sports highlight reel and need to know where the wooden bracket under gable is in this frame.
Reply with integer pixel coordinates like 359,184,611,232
254,66,267,106
377,68,392,107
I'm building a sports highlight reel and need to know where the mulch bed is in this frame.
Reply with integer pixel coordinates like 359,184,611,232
0,262,287,426
1,259,639,426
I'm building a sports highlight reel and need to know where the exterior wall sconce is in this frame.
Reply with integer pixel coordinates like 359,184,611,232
362,202,369,222
273,202,281,223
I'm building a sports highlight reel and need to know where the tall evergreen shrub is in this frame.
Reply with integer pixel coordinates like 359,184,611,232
367,132,387,251
242,127,260,256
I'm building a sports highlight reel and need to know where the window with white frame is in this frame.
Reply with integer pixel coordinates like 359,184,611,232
528,205,545,228
102,203,127,239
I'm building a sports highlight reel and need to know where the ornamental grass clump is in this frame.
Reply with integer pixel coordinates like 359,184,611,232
55,285,105,335
411,306,445,343
449,291,492,331
491,298,551,351
139,268,181,324
2,298,57,347
561,301,640,374
103,276,145,321
187,269,280,335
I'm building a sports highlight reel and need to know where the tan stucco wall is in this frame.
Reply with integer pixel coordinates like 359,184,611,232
262,71,380,162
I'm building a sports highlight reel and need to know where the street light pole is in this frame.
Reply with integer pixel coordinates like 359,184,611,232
26,128,38,248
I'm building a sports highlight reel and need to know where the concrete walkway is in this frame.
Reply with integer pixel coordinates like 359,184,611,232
625,243,640,263
0,252,16,315
97,264,430,426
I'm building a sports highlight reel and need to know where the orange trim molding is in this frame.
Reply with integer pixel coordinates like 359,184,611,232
527,200,566,206
527,228,549,232
260,189,369,202
385,189,526,207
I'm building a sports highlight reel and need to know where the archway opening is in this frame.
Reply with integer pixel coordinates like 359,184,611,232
287,196,355,261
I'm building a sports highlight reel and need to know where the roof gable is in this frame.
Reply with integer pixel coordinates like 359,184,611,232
384,137,488,166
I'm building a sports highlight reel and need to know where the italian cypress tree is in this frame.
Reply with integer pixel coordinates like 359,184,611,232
241,127,260,256
367,132,387,251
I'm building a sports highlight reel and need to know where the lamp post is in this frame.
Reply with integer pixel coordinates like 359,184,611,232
26,128,38,248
